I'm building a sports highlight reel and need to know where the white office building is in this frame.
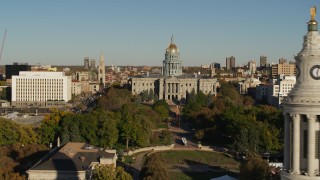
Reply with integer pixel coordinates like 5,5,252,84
12,71,72,107
267,75,296,108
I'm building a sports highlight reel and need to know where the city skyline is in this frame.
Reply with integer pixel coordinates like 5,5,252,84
0,0,318,66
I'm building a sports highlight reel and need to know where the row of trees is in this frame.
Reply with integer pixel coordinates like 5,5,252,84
183,80,283,154
39,87,171,150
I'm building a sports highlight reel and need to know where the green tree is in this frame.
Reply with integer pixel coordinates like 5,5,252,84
97,87,132,111
59,115,82,144
148,88,154,101
140,153,169,180
119,104,155,149
0,119,19,145
79,113,99,145
0,118,38,145
153,100,169,111
39,109,70,145
140,90,149,102
92,165,132,180
96,111,119,148
153,105,169,121
239,154,270,180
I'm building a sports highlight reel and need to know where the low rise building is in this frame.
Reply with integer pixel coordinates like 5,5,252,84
238,76,261,95
27,142,117,180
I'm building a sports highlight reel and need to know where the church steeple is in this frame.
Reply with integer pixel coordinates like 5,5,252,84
98,51,106,87
100,51,104,64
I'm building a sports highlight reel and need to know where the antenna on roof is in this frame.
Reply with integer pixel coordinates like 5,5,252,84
171,35,174,44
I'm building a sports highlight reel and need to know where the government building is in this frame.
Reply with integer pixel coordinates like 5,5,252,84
128,37,219,101
281,6,320,179
11,71,72,107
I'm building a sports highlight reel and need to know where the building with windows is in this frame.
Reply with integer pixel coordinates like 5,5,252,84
84,57,90,69
129,37,219,101
226,56,235,70
11,71,71,107
271,62,296,78
248,60,257,74
27,143,117,180
267,75,296,108
281,7,320,179
5,63,31,79
260,56,267,68
90,59,96,70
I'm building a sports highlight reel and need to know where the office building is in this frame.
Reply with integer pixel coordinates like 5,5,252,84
279,58,287,64
11,71,71,107
267,75,296,108
213,62,221,69
248,60,257,74
260,56,267,67
271,63,296,78
5,63,31,79
84,57,89,69
226,56,235,70
90,59,96,70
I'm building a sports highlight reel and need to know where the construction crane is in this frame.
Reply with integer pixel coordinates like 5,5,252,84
0,29,7,63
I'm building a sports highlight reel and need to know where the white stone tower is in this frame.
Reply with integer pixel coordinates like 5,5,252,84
162,36,183,77
98,52,106,87
282,6,320,179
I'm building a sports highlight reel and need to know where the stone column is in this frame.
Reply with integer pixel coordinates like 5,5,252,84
165,82,168,100
307,115,316,176
284,113,291,170
291,113,300,174
172,83,175,93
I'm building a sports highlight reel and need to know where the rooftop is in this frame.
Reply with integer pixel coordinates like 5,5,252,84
29,142,116,172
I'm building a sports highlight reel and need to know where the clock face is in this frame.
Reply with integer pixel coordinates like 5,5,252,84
310,65,320,80
296,65,300,78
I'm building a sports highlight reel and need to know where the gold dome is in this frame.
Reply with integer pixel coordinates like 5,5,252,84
167,43,177,51
166,35,178,52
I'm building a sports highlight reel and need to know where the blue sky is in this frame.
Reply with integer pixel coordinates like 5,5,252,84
0,1,318,66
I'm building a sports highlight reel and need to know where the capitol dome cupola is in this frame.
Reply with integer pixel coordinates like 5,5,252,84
163,35,182,77
166,36,179,53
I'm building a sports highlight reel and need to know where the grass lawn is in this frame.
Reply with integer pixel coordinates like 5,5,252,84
156,122,168,129
160,150,239,168
169,171,238,180
158,150,240,180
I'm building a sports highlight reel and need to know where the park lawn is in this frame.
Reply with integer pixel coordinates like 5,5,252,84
157,150,239,180
160,150,239,167
156,122,168,129
169,171,238,180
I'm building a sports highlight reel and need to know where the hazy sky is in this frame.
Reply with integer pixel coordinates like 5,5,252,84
0,1,318,66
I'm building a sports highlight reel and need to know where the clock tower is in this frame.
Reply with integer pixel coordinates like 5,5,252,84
281,6,320,179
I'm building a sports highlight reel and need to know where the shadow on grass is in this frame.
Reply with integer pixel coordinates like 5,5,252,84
170,159,238,180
